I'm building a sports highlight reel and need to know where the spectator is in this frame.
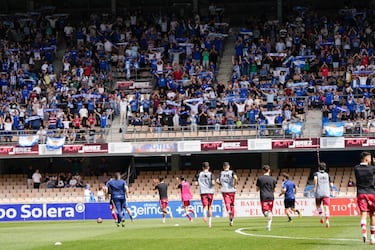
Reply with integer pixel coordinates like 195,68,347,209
32,169,42,189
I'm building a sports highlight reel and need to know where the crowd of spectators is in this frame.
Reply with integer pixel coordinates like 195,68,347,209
0,3,233,143
2,4,375,142
224,6,375,137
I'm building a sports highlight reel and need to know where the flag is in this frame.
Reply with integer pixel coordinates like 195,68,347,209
288,122,303,135
323,122,344,137
18,135,39,147
46,137,65,150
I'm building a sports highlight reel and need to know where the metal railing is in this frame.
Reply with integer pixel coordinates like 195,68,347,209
123,122,304,142
0,127,114,145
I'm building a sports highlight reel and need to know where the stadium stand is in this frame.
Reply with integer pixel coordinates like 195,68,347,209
0,167,350,204
0,1,372,205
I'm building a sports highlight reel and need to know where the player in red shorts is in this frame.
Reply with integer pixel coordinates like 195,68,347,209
256,165,276,231
216,162,238,226
154,176,173,223
354,151,375,244
195,162,215,228
176,176,196,221
314,162,333,228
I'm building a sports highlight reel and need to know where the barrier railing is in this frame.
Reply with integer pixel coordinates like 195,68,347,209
123,122,304,142
0,127,112,145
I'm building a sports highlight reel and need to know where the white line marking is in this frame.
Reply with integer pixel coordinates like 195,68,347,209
235,228,358,242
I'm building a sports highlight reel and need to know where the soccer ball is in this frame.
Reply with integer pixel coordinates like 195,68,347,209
97,217,103,223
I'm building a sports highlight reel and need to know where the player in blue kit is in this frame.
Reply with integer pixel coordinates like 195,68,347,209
279,173,301,222
106,172,128,227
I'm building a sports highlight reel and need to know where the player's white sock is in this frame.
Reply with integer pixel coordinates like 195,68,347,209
267,212,272,229
162,217,166,223
203,210,207,217
208,217,212,228
361,219,367,234
370,226,375,241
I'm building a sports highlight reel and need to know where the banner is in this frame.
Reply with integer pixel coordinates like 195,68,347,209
247,139,272,150
234,198,359,217
18,135,39,147
320,137,345,149
62,144,84,154
81,144,108,153
272,138,319,149
117,81,134,89
132,142,177,153
62,144,108,154
0,200,223,221
329,198,359,216
201,140,248,151
46,137,65,150
345,137,375,148
38,144,62,155
108,142,132,154
323,122,344,137
234,198,316,217
0,146,15,155
12,145,39,155
177,141,201,152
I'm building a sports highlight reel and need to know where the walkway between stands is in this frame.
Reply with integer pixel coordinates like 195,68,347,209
216,28,238,85
302,110,323,138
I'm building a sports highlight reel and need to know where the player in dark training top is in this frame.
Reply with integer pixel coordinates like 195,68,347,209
154,176,173,223
256,165,276,231
354,151,375,244
106,172,128,227
279,173,301,222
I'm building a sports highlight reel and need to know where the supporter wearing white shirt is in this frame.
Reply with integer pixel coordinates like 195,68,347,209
234,101,245,115
33,85,41,95
184,99,202,115
32,169,42,189
284,107,292,120
359,75,368,86
104,39,117,54
119,97,128,126
275,40,286,53
63,24,74,37
41,62,48,72
245,96,254,107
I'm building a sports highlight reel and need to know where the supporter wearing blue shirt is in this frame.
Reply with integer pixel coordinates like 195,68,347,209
86,99,94,112
142,99,151,113
246,107,258,124
100,112,109,128
76,100,83,113
330,105,339,122
192,47,201,62
346,96,356,119
325,91,333,105
157,75,166,89
130,99,138,113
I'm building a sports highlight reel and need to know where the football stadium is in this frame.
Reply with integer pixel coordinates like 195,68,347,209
0,0,375,249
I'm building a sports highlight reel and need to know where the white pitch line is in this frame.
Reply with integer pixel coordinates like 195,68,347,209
235,228,359,242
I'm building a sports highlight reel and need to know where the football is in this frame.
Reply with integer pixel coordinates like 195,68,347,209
97,217,103,223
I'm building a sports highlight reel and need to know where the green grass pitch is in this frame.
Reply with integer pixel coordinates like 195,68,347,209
0,216,372,250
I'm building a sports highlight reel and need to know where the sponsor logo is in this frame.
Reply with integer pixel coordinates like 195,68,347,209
0,204,80,220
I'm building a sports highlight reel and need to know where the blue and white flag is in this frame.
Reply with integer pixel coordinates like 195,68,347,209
18,135,39,147
46,137,65,150
323,122,344,137
288,122,303,135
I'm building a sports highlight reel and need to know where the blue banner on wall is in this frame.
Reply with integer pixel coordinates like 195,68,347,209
0,200,223,221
